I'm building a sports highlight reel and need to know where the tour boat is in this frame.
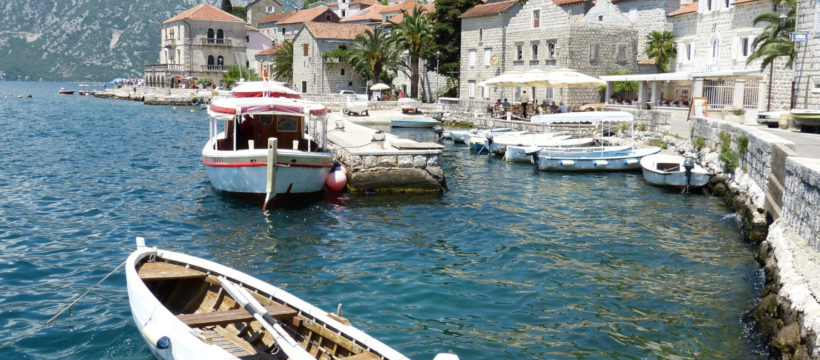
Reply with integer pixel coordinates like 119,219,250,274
126,237,417,360
203,96,333,206
398,98,421,113
58,88,74,95
443,128,513,144
640,153,711,190
389,117,440,128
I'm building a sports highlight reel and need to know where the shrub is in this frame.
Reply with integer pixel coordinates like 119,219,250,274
732,108,745,116
661,141,669,150
737,135,749,155
692,137,706,150
720,149,740,174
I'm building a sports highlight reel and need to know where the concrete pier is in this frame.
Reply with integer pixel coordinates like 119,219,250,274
326,110,446,193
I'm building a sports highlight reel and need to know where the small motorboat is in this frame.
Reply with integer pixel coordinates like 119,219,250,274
390,117,440,128
343,95,369,116
640,153,712,190
505,143,623,163
58,88,75,95
467,132,569,155
444,128,513,144
78,90,90,96
533,146,661,171
126,237,433,360
398,98,421,113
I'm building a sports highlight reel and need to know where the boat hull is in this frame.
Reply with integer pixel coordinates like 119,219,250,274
389,119,440,128
640,154,711,188
535,147,661,171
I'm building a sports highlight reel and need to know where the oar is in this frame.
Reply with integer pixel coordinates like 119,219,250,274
218,276,314,360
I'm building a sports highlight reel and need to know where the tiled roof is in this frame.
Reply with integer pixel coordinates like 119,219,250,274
351,0,379,5
256,43,284,56
459,0,518,18
259,12,292,24
551,0,585,5
304,21,371,40
163,4,244,24
341,4,385,22
668,2,698,16
246,25,260,32
278,6,336,24
384,3,435,24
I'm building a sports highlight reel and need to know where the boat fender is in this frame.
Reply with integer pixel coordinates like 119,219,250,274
142,322,171,350
623,158,638,165
559,160,575,166
433,353,460,360
593,160,609,167
326,163,347,191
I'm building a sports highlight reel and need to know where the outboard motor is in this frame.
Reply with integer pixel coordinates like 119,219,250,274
434,126,444,141
525,148,541,168
486,133,494,154
683,157,695,193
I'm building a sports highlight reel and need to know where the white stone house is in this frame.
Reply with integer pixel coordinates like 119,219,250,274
144,4,248,88
271,6,342,43
292,22,371,94
258,12,293,44
459,0,638,107
328,0,379,19
247,0,283,28
792,0,820,112
245,26,274,76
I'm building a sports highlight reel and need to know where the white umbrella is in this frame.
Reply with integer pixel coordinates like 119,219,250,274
370,83,390,91
479,68,605,88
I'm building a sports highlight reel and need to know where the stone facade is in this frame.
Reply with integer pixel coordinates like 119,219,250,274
781,157,820,247
246,27,273,76
291,24,369,94
247,0,283,28
793,0,820,110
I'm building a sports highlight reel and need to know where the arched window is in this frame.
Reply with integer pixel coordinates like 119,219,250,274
217,29,224,39
207,28,214,39
217,56,224,66
208,55,215,65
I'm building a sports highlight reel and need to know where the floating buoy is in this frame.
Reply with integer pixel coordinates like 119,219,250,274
326,164,347,191
190,109,195,113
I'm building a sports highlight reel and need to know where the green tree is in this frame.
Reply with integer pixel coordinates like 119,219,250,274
231,6,247,21
644,30,677,73
422,0,482,96
303,0,323,8
747,0,795,69
221,0,233,13
222,65,261,87
347,26,400,86
392,7,433,99
272,40,294,83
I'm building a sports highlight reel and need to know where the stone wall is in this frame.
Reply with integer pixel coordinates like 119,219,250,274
460,7,519,101
781,157,820,248
793,0,820,110
329,146,446,193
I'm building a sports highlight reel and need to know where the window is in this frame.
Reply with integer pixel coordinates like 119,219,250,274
468,81,476,99
483,85,490,99
341,10,346,17
348,81,353,86
246,35,249,42
812,76,820,93
724,0,731,8
246,61,249,68
707,0,713,11
217,29,224,40
469,49,476,68
303,43,309,56
484,48,492,67
547,41,556,60
326,13,331,21
281,27,286,35
170,28,175,39
616,43,627,63
217,56,224,66
533,10,540,28
598,15,603,21
741,37,750,57
516,45,523,61
341,69,345,75
208,55,214,65
589,43,600,62
531,43,538,59
479,28,483,42
266,6,275,13
176,50,180,63
686,43,693,61
711,38,720,60
301,81,307,93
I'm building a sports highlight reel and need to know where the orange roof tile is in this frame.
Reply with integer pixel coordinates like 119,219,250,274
351,0,379,5
732,0,762,4
341,4,385,22
278,6,338,24
164,4,244,24
256,43,285,56
304,21,371,40
551,0,585,5
460,0,518,18
668,2,698,16
259,12,292,24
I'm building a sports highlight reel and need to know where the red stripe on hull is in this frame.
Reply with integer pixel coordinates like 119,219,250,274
202,158,331,169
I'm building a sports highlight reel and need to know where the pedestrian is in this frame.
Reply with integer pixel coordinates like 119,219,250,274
521,90,530,118
559,102,567,113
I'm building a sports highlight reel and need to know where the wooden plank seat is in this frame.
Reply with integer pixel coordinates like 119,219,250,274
138,261,207,281
339,353,381,360
177,304,298,328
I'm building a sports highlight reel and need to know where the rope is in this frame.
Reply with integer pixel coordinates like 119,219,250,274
46,258,127,324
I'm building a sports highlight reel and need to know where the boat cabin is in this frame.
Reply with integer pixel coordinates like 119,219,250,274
218,114,318,152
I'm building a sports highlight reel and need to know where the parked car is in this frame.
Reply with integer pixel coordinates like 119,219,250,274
338,90,358,95
757,111,789,128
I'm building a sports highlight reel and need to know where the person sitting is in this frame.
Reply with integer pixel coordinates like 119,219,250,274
559,102,568,113
550,101,559,112
501,98,510,108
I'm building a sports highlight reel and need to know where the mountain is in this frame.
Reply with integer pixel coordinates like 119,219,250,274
0,0,298,82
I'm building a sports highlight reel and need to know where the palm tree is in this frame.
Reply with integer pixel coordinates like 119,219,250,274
272,41,293,83
347,26,399,87
747,0,795,69
644,31,677,73
392,7,433,98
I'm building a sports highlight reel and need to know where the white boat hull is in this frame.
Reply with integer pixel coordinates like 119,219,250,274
344,101,368,115
202,139,332,196
535,146,661,171
389,118,440,128
446,128,513,144
468,132,569,155
126,243,410,360
640,153,712,188
398,98,421,112
503,139,599,162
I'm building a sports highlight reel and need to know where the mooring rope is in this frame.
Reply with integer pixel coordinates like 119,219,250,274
46,259,127,324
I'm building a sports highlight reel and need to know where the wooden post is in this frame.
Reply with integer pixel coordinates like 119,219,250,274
263,137,278,210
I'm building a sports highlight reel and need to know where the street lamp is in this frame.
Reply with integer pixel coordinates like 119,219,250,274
436,50,440,103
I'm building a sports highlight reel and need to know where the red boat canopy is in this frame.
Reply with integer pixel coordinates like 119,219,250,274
208,97,326,119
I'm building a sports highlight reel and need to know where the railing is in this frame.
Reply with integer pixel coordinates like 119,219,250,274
743,80,759,110
201,65,228,72
145,64,185,73
163,39,176,47
703,79,734,110
201,38,232,46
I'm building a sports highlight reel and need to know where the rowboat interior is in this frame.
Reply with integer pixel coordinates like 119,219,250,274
218,114,322,153
137,257,382,360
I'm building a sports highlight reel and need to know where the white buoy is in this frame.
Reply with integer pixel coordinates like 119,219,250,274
326,165,347,191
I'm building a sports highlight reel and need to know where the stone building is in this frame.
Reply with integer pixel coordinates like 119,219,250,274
246,0,283,28
245,26,274,76
144,4,248,88
292,22,371,94
459,0,638,106
328,0,379,19
792,0,820,110
258,6,341,44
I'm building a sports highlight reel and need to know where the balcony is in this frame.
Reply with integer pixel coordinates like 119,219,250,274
201,65,228,72
145,64,186,73
201,38,232,47
163,39,176,47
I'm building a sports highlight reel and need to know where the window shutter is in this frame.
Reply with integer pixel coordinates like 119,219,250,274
732,37,739,60
678,43,685,63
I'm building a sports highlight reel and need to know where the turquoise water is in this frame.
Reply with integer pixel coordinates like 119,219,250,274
0,81,764,359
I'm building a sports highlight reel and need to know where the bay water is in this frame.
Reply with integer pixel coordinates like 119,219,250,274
0,81,764,359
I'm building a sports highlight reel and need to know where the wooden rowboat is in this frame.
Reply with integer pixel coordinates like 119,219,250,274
126,238,421,360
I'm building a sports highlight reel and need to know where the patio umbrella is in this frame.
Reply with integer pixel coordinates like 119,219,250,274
370,83,390,91
478,72,525,88
479,68,605,88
